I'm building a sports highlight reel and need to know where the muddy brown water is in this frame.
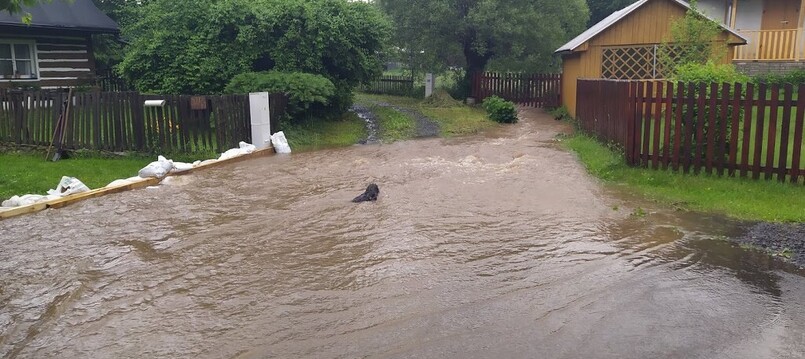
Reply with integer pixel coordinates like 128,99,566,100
1,110,804,358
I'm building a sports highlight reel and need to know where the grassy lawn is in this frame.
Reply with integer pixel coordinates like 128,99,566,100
371,105,416,142
565,133,805,222
0,152,151,200
356,93,496,137
282,112,367,152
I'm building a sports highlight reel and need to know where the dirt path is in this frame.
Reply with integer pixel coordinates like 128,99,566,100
351,100,441,141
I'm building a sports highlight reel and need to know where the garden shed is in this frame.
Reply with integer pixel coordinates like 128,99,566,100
554,0,746,116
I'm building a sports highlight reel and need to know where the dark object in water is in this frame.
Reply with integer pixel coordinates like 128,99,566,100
352,183,379,203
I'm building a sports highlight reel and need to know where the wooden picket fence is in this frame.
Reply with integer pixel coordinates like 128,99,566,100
576,79,805,184
0,90,288,154
471,72,561,108
361,75,415,96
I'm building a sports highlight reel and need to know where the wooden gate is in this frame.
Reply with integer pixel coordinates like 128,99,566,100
471,72,561,108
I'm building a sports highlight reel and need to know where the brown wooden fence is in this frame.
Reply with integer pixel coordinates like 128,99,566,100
471,72,561,108
0,90,288,154
361,75,415,96
576,79,805,184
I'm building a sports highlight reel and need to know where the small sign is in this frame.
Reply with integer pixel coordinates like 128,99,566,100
190,96,208,110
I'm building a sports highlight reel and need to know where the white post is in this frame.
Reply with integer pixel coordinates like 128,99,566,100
249,92,271,149
425,73,435,97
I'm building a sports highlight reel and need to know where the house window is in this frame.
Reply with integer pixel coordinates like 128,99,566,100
0,41,37,79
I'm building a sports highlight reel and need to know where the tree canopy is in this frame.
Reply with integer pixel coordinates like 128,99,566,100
586,0,636,27
118,0,390,104
377,0,589,76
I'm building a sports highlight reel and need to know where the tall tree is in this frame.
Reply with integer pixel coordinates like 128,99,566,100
586,0,636,26
118,0,389,112
377,0,588,94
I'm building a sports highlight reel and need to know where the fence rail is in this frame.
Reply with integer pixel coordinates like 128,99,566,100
0,90,288,154
361,75,415,96
577,79,805,184
471,72,561,108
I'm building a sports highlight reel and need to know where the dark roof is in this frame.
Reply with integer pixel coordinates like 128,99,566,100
0,0,119,34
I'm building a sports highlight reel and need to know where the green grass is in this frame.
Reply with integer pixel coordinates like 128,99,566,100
0,152,152,200
564,133,805,222
282,112,367,152
356,93,496,137
371,106,416,142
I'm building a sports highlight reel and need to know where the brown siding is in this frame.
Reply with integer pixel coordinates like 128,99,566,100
0,32,97,89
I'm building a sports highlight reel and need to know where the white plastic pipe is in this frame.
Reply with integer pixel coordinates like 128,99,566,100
144,100,166,107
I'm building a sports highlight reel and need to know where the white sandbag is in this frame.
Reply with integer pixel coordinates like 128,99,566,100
218,148,243,161
198,159,218,166
106,176,144,188
271,131,291,154
172,162,195,173
192,160,201,167
138,157,174,178
46,176,90,197
239,141,257,154
2,194,59,207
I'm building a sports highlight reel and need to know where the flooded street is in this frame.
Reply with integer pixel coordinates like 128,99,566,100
1,110,804,358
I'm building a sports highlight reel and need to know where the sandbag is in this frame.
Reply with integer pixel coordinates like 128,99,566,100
172,162,195,173
2,194,60,207
271,131,291,154
138,157,174,178
46,176,90,197
239,141,257,154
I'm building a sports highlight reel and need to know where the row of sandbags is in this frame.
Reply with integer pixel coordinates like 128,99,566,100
0,137,289,210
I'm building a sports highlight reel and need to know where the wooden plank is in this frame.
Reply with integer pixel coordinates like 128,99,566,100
753,83,767,180
778,83,793,182
637,82,651,166
741,82,754,177
693,83,707,174
683,83,696,174
764,84,779,180
636,81,646,166
705,83,718,174
624,81,638,166
714,83,729,176
792,84,805,184
672,83,684,171
652,81,663,169
662,81,679,170
728,82,742,177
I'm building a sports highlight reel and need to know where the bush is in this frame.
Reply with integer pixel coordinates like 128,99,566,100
482,96,518,124
225,71,336,119
671,61,751,84
670,62,748,162
753,69,805,85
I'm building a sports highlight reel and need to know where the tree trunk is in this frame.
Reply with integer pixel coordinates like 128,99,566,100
463,42,490,100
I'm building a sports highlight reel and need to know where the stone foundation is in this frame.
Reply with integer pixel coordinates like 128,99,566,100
734,61,805,76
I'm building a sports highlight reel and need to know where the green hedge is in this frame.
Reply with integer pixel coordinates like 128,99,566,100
482,96,518,124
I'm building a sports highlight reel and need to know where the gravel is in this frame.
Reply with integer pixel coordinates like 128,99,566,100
736,222,805,267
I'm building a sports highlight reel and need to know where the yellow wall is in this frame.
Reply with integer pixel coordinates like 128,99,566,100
560,53,582,117
560,0,741,116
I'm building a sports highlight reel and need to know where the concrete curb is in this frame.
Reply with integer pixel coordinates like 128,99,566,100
0,147,275,221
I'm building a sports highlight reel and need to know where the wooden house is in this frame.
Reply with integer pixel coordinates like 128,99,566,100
0,0,119,89
555,0,746,116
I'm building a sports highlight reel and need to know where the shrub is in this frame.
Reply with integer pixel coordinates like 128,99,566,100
671,61,751,84
753,69,805,85
482,96,518,124
225,71,336,120
670,62,749,162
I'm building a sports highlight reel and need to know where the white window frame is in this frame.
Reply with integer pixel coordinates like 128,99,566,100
0,39,39,80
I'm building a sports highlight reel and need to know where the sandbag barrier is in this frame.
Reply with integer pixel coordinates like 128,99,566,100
0,143,276,221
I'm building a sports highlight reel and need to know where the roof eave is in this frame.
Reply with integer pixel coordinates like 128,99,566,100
0,23,120,34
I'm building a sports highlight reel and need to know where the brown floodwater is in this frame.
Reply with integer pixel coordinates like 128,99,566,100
1,110,803,359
